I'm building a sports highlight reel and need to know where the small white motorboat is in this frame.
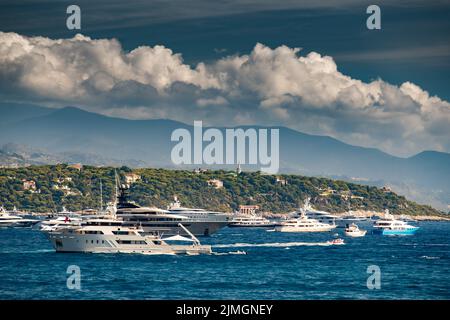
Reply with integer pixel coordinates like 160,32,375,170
326,238,345,245
344,223,367,237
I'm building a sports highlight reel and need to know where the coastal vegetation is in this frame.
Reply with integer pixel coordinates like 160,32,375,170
0,164,441,216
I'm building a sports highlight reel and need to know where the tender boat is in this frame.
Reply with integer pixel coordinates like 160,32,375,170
46,219,212,255
327,238,345,245
372,210,419,235
344,223,367,237
274,212,336,232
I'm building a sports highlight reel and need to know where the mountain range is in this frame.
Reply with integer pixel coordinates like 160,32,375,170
0,103,448,211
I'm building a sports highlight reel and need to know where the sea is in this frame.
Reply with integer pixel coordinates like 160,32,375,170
0,221,449,299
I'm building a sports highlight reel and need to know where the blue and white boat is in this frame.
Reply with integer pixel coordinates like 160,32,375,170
372,210,419,235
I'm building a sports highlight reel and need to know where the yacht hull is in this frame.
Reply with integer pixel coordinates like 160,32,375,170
47,233,212,255
344,230,367,237
373,227,419,235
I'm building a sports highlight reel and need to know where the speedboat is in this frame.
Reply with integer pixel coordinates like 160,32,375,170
344,223,367,237
0,206,40,228
326,238,345,245
274,213,336,232
46,219,212,255
372,210,419,235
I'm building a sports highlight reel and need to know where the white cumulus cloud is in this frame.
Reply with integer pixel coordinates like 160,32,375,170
0,31,449,157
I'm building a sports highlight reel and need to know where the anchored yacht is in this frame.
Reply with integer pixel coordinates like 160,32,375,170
38,215,83,232
115,187,228,236
344,223,367,237
167,196,231,234
229,214,276,227
46,219,212,255
298,198,339,226
275,211,336,232
0,206,40,228
373,210,419,235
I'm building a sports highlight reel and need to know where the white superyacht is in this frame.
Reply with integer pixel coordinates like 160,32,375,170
298,198,339,226
0,206,40,228
275,209,336,232
115,187,230,236
46,219,212,255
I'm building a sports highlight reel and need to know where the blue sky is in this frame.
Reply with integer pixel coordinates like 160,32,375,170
0,0,449,156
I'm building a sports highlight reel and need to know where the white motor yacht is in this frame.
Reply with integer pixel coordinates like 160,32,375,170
229,214,276,227
373,210,419,235
275,212,336,232
167,196,231,234
294,198,339,226
344,223,367,237
39,215,83,232
46,219,212,255
115,187,229,236
0,206,40,228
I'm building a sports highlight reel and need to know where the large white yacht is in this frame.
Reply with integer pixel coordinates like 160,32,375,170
115,187,229,236
46,219,212,255
38,215,83,232
298,198,339,226
373,210,419,235
275,211,336,232
0,206,40,228
167,196,232,233
344,223,367,237
229,214,276,227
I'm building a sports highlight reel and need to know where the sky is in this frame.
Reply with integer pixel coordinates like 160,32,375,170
0,0,449,157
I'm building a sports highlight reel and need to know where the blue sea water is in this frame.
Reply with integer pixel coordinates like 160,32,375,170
0,221,449,300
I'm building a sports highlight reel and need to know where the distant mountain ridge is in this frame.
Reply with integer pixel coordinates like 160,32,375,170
0,103,448,211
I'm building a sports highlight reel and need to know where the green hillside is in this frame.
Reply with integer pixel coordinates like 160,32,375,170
0,164,441,216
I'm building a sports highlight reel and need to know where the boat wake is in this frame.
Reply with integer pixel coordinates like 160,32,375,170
213,241,337,248
420,255,440,260
1,249,54,254
212,250,247,255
